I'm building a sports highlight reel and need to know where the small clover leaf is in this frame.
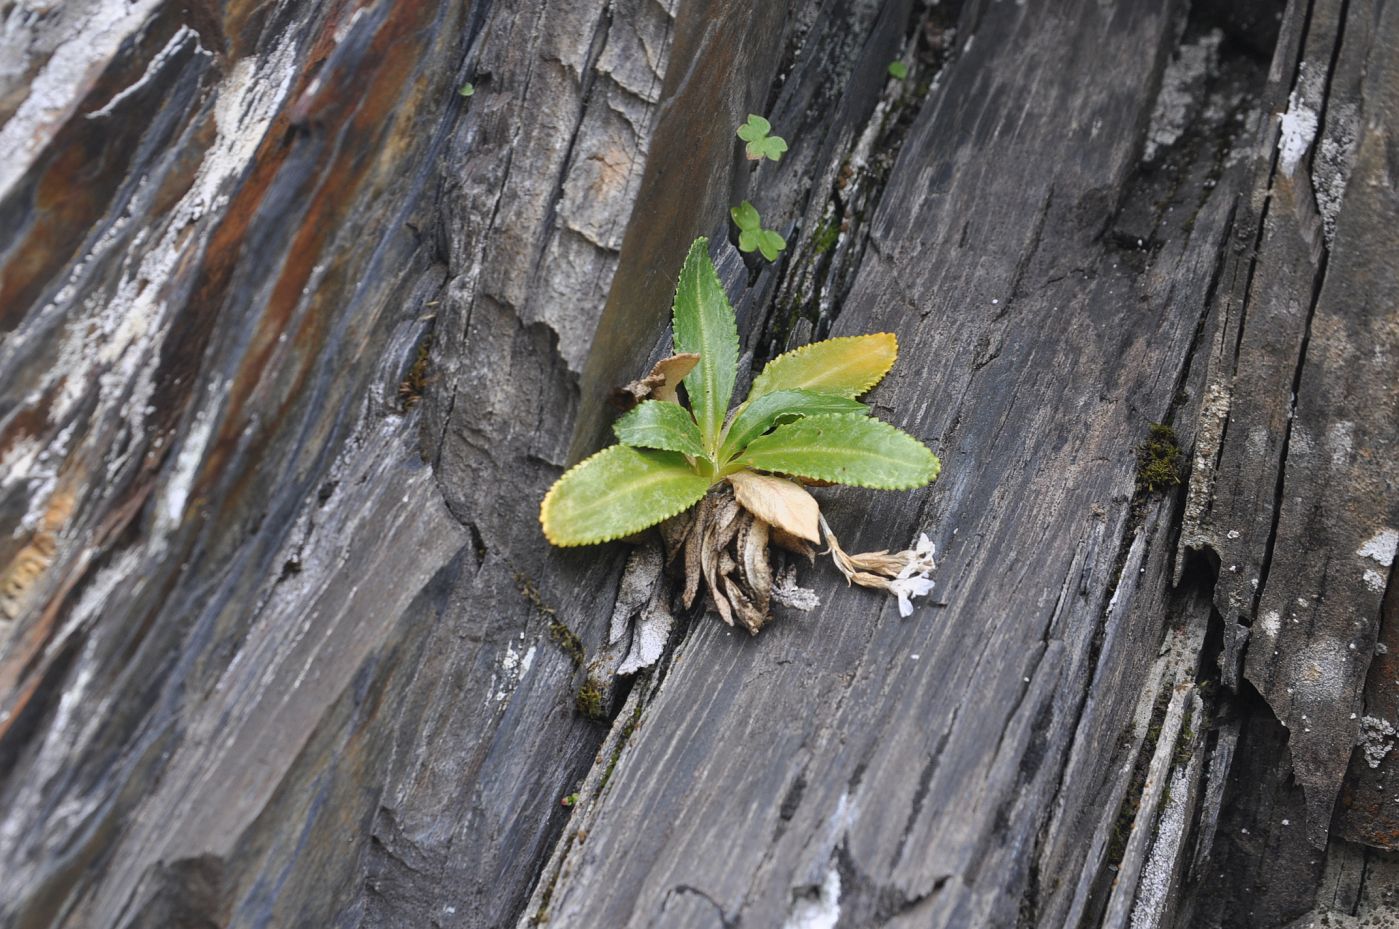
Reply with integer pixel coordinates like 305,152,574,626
736,114,787,162
730,201,760,232
887,60,908,80
736,114,770,142
459,82,475,96
752,136,788,161
756,229,786,261
730,201,787,262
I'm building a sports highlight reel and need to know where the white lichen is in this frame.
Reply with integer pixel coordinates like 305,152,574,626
0,0,164,197
1142,30,1222,163
1357,529,1398,567
773,565,820,612
1277,90,1318,177
784,865,841,929
1358,716,1396,769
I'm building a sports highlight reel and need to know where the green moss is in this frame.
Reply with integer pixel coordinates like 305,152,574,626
515,572,588,668
812,220,840,254
1137,423,1183,492
1173,727,1195,768
575,676,606,721
549,622,585,667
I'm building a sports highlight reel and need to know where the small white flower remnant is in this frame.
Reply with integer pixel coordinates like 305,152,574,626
820,516,938,617
891,573,937,617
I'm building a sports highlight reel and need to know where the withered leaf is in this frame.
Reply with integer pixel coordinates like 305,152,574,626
722,575,767,635
611,353,701,410
712,494,743,552
769,526,815,561
739,516,772,616
649,353,700,403
682,496,711,608
727,470,820,543
700,507,724,620
659,511,694,563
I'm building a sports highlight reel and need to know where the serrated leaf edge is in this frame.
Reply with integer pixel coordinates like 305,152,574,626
673,236,739,453
613,400,704,455
540,447,710,547
750,333,899,400
736,413,939,490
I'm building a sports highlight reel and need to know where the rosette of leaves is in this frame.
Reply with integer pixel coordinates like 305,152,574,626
540,237,940,630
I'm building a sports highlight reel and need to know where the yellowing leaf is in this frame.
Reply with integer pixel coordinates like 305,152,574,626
747,333,898,402
541,446,711,546
727,470,820,543
735,413,939,490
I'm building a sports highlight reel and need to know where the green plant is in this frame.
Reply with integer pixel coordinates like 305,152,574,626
887,60,908,80
1137,423,1183,492
540,237,941,628
736,114,788,162
459,82,475,97
731,201,787,261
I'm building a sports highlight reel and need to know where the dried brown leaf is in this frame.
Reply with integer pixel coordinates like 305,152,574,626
659,511,694,563
701,508,723,616
722,575,767,635
681,495,710,608
739,517,772,615
611,353,702,409
770,527,815,561
649,353,701,403
728,470,820,543
711,493,743,553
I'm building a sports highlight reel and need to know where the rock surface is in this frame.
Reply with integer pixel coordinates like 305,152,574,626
0,0,1395,927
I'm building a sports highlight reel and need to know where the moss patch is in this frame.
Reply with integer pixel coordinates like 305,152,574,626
575,676,607,721
1136,423,1183,492
550,622,585,667
811,219,840,254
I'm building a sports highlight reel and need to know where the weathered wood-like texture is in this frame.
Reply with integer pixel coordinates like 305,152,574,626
0,0,1395,928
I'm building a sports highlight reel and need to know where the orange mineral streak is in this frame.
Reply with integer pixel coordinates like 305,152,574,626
193,0,444,526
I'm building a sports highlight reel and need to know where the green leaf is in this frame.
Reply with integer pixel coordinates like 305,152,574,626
738,228,760,253
459,82,475,96
747,333,898,401
614,400,705,456
731,201,761,232
541,446,711,546
736,114,770,141
755,136,788,161
722,389,868,459
734,413,939,490
887,60,908,79
756,229,786,261
672,237,739,454
736,114,786,161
